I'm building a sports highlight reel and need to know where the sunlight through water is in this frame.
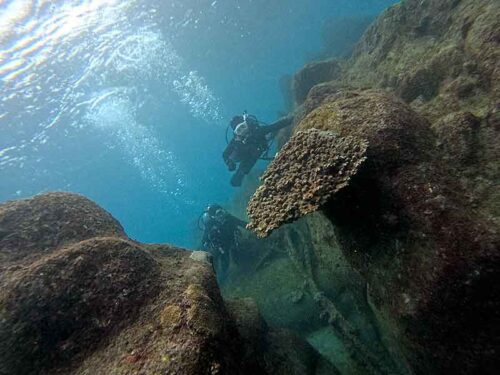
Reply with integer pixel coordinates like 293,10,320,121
0,0,221,196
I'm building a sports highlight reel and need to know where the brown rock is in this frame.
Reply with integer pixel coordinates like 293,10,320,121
247,129,367,237
0,192,332,375
292,59,342,106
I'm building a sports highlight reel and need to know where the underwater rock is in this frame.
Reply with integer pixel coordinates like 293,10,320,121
0,237,162,374
241,0,500,373
345,0,500,121
292,59,342,106
0,192,329,375
248,91,435,238
287,93,498,372
0,192,125,268
190,250,214,266
226,298,340,375
247,129,367,237
0,194,239,375
433,111,482,166
296,90,434,168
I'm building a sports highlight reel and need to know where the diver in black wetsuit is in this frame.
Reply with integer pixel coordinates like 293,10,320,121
223,113,293,187
200,204,247,280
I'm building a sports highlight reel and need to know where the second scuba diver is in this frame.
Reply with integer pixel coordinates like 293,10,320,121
200,204,247,281
223,112,293,187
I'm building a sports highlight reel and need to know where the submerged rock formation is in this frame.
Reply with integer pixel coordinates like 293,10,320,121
346,0,499,121
247,130,367,237
292,60,342,106
0,192,333,375
226,298,338,375
242,0,500,373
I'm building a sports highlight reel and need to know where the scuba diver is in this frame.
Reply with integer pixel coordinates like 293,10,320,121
223,112,293,187
199,204,247,280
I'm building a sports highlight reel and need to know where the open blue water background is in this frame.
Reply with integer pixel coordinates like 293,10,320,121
1,0,397,248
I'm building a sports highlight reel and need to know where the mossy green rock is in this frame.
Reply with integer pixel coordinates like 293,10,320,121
292,59,342,106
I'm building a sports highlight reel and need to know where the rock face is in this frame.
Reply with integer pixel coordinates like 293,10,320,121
225,298,340,375
248,91,434,237
346,0,499,121
297,91,433,168
292,59,342,106
0,192,126,268
243,0,500,373
247,130,367,237
0,192,329,375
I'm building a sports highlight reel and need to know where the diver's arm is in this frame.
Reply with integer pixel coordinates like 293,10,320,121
263,115,294,135
201,230,210,251
230,215,247,228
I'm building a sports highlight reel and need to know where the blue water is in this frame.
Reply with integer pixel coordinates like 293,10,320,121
0,0,397,248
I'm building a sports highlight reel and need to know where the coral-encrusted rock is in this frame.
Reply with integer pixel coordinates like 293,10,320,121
247,91,435,237
247,130,367,237
292,59,342,106
297,90,434,168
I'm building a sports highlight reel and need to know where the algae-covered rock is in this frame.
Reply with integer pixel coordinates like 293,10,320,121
0,192,341,375
0,192,125,267
0,237,161,373
433,111,482,165
241,0,500,373
292,59,342,106
247,129,367,237
345,0,500,121
248,91,435,238
0,193,248,375
297,90,433,167
225,298,340,375
251,21,498,372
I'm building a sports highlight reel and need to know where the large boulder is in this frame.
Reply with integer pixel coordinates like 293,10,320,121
0,192,331,375
0,192,125,267
247,130,367,237
247,91,434,237
0,193,243,375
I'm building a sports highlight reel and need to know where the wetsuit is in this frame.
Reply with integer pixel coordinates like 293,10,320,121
223,116,293,187
201,211,246,278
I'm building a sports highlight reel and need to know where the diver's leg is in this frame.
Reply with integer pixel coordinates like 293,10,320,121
231,154,259,187
231,166,246,187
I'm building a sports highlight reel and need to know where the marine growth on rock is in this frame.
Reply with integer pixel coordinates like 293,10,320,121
247,129,367,237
